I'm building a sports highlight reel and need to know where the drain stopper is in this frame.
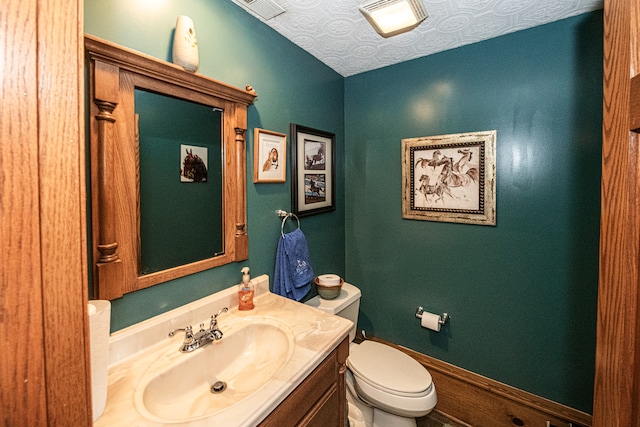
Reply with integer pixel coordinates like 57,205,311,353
211,381,227,393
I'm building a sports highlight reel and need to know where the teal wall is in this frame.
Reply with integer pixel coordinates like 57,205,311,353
344,12,602,413
84,0,345,331
85,0,602,414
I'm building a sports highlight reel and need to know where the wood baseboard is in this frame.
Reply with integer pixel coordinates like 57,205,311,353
367,336,592,427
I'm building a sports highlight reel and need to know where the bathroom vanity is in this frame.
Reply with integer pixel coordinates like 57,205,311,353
94,275,351,426
259,337,348,426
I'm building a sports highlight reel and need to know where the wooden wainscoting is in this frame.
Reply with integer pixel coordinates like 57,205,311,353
367,337,592,427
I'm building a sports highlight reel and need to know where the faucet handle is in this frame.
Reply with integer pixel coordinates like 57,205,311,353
210,307,229,329
169,325,200,353
168,324,193,338
215,307,229,318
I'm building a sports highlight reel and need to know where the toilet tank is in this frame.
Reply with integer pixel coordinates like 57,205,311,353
305,282,361,342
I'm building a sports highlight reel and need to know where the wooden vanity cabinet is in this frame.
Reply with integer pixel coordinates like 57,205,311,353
259,337,349,427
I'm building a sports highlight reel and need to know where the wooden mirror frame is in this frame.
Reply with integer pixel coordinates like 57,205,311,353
85,34,257,300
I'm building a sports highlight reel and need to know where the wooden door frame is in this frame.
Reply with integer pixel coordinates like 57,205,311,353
594,1,640,425
1,0,92,425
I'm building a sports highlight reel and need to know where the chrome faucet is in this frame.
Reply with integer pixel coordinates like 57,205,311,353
169,307,228,353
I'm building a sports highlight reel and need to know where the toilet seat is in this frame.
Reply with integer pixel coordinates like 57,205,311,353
348,341,432,396
347,341,437,418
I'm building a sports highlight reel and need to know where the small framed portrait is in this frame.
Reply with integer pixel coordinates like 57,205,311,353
254,128,286,183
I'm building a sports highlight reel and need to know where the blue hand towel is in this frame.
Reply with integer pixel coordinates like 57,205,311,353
273,228,314,301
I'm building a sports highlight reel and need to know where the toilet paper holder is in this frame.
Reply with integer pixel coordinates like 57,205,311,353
415,307,450,326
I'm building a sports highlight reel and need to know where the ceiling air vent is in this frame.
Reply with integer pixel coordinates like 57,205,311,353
239,0,285,20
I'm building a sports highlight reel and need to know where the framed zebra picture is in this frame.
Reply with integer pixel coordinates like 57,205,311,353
290,123,336,217
402,130,496,226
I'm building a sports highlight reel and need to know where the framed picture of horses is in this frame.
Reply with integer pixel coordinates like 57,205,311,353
402,130,496,226
290,123,336,217
254,128,286,183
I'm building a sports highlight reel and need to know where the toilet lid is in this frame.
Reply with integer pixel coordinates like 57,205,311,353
347,341,432,395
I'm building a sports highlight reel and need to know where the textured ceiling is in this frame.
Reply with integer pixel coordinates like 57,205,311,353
231,0,603,77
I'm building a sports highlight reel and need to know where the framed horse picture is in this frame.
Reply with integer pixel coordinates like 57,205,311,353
290,123,336,217
402,130,496,226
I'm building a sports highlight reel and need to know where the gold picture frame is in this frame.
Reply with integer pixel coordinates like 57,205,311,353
254,128,286,183
402,130,496,226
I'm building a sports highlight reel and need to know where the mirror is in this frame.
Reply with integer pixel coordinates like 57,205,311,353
135,89,224,274
85,35,257,300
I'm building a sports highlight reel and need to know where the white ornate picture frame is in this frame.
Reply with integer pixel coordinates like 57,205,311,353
254,128,286,183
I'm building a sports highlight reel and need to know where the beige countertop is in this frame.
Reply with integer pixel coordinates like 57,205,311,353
94,275,352,427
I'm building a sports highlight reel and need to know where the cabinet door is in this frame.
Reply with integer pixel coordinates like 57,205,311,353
301,388,341,427
259,337,348,427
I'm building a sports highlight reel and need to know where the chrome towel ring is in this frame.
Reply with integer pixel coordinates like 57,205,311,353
276,209,300,237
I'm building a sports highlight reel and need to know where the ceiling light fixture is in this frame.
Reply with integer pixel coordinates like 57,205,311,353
359,0,428,38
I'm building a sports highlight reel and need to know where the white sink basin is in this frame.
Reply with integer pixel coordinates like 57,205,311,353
133,317,294,423
95,278,353,427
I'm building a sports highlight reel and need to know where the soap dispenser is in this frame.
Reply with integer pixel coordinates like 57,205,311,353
238,267,255,310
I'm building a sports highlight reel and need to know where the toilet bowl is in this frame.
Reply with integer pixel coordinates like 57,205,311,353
348,340,437,418
305,282,437,427
347,401,367,427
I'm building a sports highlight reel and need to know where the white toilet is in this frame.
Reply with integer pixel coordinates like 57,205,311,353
306,282,437,427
